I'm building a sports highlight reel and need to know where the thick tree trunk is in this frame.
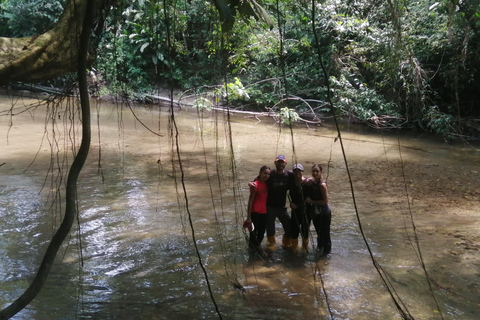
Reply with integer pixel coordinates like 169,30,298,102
0,0,111,85
0,0,94,318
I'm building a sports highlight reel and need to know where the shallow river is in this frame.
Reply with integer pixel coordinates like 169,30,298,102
1,96,479,319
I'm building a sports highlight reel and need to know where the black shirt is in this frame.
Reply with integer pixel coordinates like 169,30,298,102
289,179,304,204
266,170,295,208
303,180,325,202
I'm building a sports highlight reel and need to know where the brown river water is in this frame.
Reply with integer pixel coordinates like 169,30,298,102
0,95,479,319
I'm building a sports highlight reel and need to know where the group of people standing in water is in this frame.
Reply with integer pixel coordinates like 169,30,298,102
245,155,332,256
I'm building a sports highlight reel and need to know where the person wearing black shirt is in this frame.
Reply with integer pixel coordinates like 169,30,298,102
289,163,309,252
264,155,295,251
303,163,332,255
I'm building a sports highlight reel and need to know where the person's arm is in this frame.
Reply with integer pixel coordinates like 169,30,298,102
305,177,314,185
303,182,313,204
246,183,256,221
320,182,329,205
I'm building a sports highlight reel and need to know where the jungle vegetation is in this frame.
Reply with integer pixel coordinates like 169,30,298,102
0,0,479,137
0,1,479,318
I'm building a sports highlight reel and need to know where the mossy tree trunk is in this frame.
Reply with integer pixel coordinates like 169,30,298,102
0,0,111,85
0,0,97,319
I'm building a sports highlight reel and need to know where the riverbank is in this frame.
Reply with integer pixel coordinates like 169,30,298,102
1,85,480,141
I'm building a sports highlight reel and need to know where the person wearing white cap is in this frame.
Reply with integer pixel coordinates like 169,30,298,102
289,163,309,252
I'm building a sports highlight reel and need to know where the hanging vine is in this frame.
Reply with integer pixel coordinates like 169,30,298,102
0,0,94,318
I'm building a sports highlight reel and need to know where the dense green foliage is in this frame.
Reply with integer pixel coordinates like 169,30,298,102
0,0,65,37
95,0,224,95
1,0,479,137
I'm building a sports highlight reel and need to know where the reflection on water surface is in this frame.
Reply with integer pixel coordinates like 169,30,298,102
1,97,479,319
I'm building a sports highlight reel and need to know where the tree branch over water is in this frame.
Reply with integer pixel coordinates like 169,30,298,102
0,0,113,85
0,0,94,318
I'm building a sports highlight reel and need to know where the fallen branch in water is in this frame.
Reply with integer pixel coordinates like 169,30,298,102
141,93,325,126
